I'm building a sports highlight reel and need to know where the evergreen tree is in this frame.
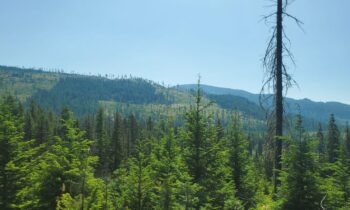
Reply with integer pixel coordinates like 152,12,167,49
23,111,35,141
58,107,72,140
15,108,102,209
150,127,199,209
216,119,224,142
345,123,350,159
226,113,256,208
83,114,95,141
0,95,25,209
320,125,350,209
95,107,110,176
127,113,138,156
337,146,350,205
111,135,154,209
111,112,124,171
320,155,350,209
35,110,51,145
327,114,340,163
279,116,321,210
317,123,327,163
182,82,241,209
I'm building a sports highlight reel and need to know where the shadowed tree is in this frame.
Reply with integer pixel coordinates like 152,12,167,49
327,114,340,163
345,122,350,159
111,112,123,171
317,123,327,164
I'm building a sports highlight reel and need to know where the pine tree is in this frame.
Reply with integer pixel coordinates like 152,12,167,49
327,114,340,163
95,107,110,176
182,81,241,209
111,134,154,209
111,112,124,171
317,123,327,163
127,113,138,156
320,153,350,209
280,116,321,210
0,95,25,209
322,125,350,208
150,127,199,209
226,113,256,208
24,111,35,141
337,145,350,205
58,107,72,140
345,123,350,159
216,119,224,142
35,110,51,145
15,108,102,209
83,114,95,141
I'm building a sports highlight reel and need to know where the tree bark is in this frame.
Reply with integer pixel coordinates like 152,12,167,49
274,0,283,193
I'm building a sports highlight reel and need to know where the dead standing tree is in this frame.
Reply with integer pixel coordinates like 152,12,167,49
261,0,302,193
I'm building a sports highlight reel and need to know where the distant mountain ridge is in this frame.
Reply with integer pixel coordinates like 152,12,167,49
177,84,260,103
1,65,349,127
177,84,350,124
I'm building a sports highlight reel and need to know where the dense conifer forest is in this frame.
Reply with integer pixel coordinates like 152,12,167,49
1,0,349,209
1,83,350,209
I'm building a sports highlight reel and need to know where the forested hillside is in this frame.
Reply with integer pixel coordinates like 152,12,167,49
0,66,179,113
1,67,350,209
0,0,350,207
2,66,347,131
0,66,265,131
1,87,350,209
178,84,350,125
1,0,348,208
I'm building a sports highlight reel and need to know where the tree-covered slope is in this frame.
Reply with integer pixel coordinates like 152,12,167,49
0,66,195,115
205,94,265,120
178,84,350,124
0,65,59,101
2,65,348,127
30,76,171,115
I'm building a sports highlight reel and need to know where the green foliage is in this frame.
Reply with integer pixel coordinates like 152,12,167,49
345,123,350,159
110,112,124,171
207,94,265,120
279,137,322,210
317,123,327,163
150,127,199,209
94,107,110,176
0,66,59,102
328,114,340,163
226,113,257,208
181,83,242,209
0,95,27,209
111,137,154,209
30,75,171,116
1,90,350,209
316,115,350,209
278,116,322,210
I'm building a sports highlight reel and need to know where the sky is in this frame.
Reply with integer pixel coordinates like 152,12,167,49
0,0,349,104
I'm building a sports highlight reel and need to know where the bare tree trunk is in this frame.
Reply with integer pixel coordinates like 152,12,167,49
262,0,302,194
274,0,283,194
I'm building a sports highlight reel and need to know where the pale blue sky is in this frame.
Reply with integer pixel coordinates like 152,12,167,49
0,1,349,103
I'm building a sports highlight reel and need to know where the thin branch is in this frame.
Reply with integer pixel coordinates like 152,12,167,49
283,12,305,32
320,194,327,210
260,12,277,23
